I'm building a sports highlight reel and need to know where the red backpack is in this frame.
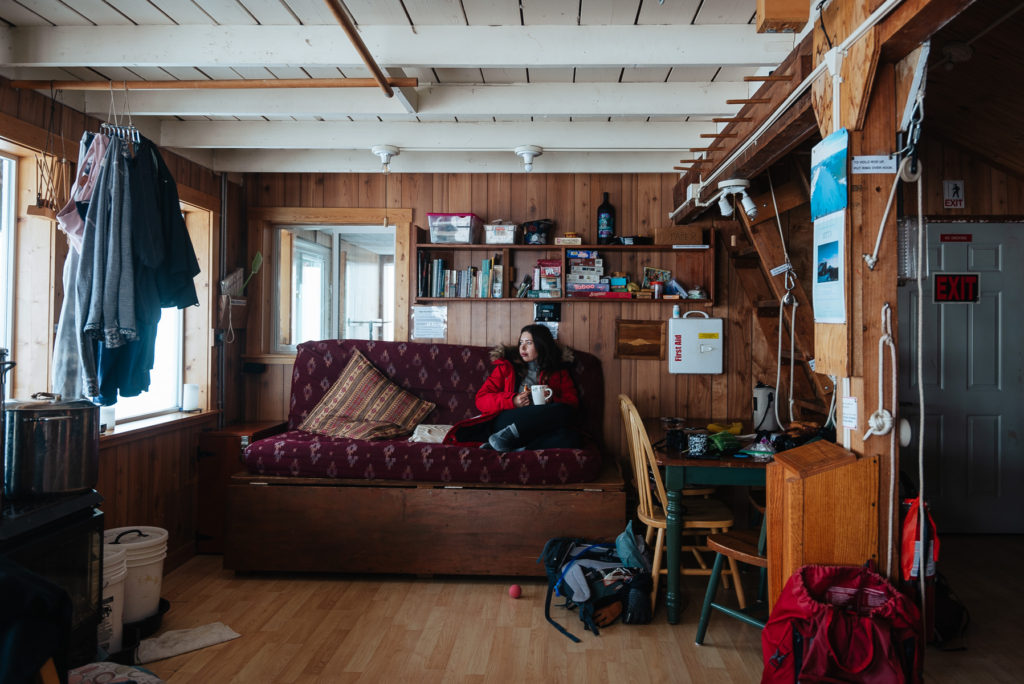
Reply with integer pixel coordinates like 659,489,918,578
762,564,923,683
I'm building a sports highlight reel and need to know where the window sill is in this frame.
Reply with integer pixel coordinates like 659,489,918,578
99,409,220,448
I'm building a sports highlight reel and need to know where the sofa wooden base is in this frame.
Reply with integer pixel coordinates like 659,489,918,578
224,461,626,576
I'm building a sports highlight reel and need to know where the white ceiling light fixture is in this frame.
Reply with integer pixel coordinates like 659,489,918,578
371,144,399,173
716,179,757,220
514,145,543,172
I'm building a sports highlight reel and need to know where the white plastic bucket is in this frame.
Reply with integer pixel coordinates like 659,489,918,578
104,526,168,624
98,545,127,654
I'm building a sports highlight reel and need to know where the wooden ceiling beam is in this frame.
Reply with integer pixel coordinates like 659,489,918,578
11,78,418,91
878,0,979,62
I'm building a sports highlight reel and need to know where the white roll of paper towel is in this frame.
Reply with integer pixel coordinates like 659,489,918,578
182,383,200,412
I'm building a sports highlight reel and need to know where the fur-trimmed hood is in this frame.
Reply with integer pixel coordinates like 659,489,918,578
489,343,575,367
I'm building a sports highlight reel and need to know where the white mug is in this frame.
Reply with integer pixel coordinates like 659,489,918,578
531,385,554,405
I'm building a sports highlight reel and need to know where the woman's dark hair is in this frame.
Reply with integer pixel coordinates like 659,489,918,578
520,324,560,372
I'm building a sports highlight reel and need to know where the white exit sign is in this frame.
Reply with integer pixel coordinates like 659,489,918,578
943,180,965,209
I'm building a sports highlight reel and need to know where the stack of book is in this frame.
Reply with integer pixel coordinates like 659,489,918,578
565,249,610,297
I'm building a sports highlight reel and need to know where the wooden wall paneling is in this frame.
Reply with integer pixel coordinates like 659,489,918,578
486,174,510,221
323,171,357,207
445,299,470,344
989,167,1009,215
849,63,898,576
253,173,285,207
299,173,325,208
710,238,731,420
403,173,433,226
222,189,245,426
546,175,573,234
97,417,218,570
573,174,592,239
358,172,381,208
726,257,753,421
470,174,487,219
620,174,637,238
636,174,660,239
524,172,546,223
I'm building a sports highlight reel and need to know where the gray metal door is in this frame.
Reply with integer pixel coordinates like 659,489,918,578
899,223,1024,533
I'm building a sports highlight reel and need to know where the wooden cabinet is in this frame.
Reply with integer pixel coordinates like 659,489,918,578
766,440,880,607
414,227,716,305
196,421,286,553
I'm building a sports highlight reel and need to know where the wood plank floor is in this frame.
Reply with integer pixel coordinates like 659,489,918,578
144,535,1023,683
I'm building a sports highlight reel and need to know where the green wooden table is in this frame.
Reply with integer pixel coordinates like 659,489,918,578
651,422,768,624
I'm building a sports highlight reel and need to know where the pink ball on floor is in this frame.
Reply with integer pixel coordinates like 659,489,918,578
509,584,522,599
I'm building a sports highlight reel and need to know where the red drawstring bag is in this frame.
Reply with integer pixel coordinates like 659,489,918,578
901,497,939,581
762,564,923,683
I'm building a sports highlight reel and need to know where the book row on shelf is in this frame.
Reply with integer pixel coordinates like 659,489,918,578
419,254,505,299
417,247,707,301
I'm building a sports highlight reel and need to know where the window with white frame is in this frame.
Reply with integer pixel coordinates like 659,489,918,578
112,308,184,421
0,154,15,389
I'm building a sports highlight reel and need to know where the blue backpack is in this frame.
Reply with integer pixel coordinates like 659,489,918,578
538,531,652,642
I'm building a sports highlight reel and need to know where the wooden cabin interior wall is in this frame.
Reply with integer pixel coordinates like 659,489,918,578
918,135,1024,216
241,171,786,466
0,76,224,569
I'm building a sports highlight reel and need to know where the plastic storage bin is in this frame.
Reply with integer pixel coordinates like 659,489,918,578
484,221,518,244
428,213,482,244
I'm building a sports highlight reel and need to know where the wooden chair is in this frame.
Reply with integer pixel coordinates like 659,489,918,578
695,521,769,645
618,394,742,613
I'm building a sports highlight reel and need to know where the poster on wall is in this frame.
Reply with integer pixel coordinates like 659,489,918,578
813,210,846,323
810,128,849,221
411,305,448,339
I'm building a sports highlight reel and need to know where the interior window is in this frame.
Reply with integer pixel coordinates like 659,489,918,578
274,225,395,351
292,237,332,343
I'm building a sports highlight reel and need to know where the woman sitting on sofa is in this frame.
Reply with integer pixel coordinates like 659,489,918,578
446,324,581,451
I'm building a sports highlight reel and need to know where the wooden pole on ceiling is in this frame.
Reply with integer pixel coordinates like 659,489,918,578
323,0,394,98
10,78,418,91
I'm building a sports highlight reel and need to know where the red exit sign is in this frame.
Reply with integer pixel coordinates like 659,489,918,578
934,273,980,303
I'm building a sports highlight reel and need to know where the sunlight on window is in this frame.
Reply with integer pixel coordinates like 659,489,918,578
0,155,14,364
293,246,328,343
113,308,183,421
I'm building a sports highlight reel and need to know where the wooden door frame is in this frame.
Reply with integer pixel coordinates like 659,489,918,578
245,207,412,360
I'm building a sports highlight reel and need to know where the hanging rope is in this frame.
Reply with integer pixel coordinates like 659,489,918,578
864,98,923,270
912,126,928,634
767,169,799,427
862,302,898,577
863,157,921,270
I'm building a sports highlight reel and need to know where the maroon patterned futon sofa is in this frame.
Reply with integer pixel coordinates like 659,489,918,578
224,339,625,576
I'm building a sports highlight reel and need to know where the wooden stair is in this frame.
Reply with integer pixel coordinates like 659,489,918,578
724,179,832,421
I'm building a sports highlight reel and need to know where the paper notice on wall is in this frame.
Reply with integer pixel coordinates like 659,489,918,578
813,210,847,323
841,395,858,430
411,305,448,339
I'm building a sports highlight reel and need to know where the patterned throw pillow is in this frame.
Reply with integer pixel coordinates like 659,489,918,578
298,349,435,440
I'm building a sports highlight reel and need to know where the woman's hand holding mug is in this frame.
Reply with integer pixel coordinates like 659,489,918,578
530,385,554,405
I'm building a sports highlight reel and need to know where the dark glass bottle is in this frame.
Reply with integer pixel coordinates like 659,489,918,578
596,192,615,245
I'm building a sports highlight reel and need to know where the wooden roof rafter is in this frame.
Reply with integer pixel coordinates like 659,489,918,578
671,33,816,224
